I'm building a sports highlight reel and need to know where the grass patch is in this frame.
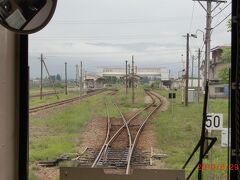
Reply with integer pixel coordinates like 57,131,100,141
30,87,64,95
29,93,107,162
29,170,37,180
29,88,148,163
114,87,146,113
30,92,79,108
30,135,76,161
29,87,230,179
153,89,229,179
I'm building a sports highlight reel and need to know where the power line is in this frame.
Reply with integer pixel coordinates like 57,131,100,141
213,1,232,18
212,13,231,29
29,50,185,57
52,16,197,25
194,0,227,89
30,34,185,41
31,55,183,66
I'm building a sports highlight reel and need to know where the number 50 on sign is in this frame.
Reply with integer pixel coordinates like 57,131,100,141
205,113,223,130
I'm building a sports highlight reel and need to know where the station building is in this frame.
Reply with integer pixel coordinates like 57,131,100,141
97,67,170,81
84,75,105,89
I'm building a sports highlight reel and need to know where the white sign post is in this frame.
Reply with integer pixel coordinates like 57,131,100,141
221,128,231,147
205,113,223,131
205,113,224,179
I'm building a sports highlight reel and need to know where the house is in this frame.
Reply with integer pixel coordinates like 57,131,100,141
208,82,229,98
208,46,230,98
171,78,202,89
84,75,105,89
209,46,231,81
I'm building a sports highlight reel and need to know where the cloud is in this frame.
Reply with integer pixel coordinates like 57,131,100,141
86,42,184,52
28,0,231,79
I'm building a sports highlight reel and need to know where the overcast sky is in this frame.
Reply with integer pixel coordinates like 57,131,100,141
29,0,231,79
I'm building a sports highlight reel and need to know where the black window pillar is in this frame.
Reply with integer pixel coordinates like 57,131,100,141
19,35,29,180
231,0,240,179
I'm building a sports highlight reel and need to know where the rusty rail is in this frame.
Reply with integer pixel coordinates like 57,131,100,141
91,90,160,172
91,97,112,167
126,91,162,174
29,89,109,113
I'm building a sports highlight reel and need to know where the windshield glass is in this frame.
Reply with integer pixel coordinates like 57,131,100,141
28,0,232,179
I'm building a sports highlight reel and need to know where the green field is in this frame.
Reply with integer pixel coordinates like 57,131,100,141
29,87,63,95
153,89,229,179
29,88,145,161
30,92,79,108
29,88,146,179
29,87,229,179
29,92,108,179
30,94,106,162
29,86,81,108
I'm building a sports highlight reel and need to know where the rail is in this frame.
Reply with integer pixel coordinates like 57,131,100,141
91,97,112,167
91,89,163,175
126,91,162,174
29,89,109,113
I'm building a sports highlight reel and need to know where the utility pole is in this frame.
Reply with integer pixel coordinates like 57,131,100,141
131,56,135,104
75,64,78,86
65,62,68,95
125,60,128,96
183,33,197,105
80,61,83,97
198,48,201,103
192,55,195,87
42,59,59,99
193,3,226,179
205,1,211,88
181,54,185,104
84,70,87,89
169,70,171,89
81,63,83,91
40,53,43,100
185,33,190,106
128,64,131,88
128,64,131,75
194,0,226,88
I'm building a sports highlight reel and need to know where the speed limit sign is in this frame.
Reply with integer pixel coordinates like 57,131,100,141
205,113,223,130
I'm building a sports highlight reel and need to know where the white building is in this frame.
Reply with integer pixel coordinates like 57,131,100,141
172,78,203,89
97,67,169,81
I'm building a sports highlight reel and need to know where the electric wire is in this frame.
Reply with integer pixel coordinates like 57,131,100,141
212,1,232,18
52,16,195,25
212,13,231,29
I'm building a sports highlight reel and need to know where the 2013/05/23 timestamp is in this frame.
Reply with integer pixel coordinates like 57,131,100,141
198,164,240,171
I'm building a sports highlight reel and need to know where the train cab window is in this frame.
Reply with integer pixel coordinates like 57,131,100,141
1,0,237,180
27,1,232,179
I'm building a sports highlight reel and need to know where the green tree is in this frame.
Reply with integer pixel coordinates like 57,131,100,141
218,17,231,84
218,48,231,83
221,48,231,63
227,19,231,32
141,77,150,84
219,68,229,84
56,74,61,81
105,76,120,84
50,75,56,82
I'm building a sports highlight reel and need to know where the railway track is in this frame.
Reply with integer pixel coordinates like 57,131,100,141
126,90,162,174
30,91,60,98
91,89,162,174
29,89,110,113
30,88,104,98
